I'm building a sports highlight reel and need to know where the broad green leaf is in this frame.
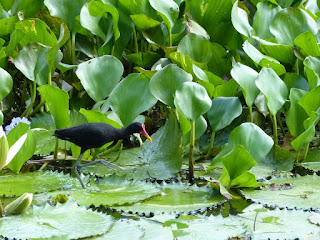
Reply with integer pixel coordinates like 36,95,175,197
303,56,320,90
44,0,86,32
231,0,252,37
252,2,281,39
286,88,309,137
114,182,225,213
220,145,257,185
207,42,232,77
230,63,259,107
298,85,320,116
111,113,183,179
270,8,317,45
254,36,295,64
177,33,212,63
207,97,242,132
213,123,274,165
174,82,212,121
213,79,239,98
49,176,160,207
76,55,124,102
294,31,320,57
79,109,121,128
240,204,320,239
149,0,179,31
255,68,288,116
0,15,18,37
87,0,120,41
291,111,320,151
6,123,36,173
0,67,12,102
182,115,207,141
14,43,63,85
283,73,309,91
185,0,237,48
38,85,70,129
10,0,43,18
242,174,320,210
242,40,286,76
149,64,192,108
186,20,210,39
0,171,78,196
109,73,157,127
130,13,161,30
0,202,113,239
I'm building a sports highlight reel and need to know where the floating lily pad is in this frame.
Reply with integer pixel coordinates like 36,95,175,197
115,182,225,214
240,204,320,239
0,171,78,196
242,174,320,209
0,202,113,239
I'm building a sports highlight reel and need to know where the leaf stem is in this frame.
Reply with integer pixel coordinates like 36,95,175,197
302,143,309,162
71,32,76,65
133,27,139,53
21,80,37,118
272,114,278,146
205,132,215,158
248,105,253,123
189,120,195,184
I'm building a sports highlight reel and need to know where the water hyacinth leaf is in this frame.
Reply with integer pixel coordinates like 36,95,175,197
177,33,212,63
149,64,192,108
208,42,233,77
44,0,85,32
207,97,242,132
291,111,320,152
294,31,320,57
220,145,257,187
186,20,210,39
230,63,259,107
252,2,281,39
6,123,36,173
109,73,157,127
182,115,207,141
270,8,318,46
14,43,63,85
79,109,121,128
0,202,114,239
213,123,274,164
174,82,212,121
149,0,179,31
285,88,309,137
283,73,309,91
298,85,320,116
87,0,120,41
0,67,12,102
242,40,286,76
76,55,124,102
303,56,320,90
231,0,252,37
255,68,288,116
130,13,161,30
38,85,70,129
213,79,239,98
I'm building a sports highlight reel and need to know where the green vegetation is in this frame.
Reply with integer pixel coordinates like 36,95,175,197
1,0,320,238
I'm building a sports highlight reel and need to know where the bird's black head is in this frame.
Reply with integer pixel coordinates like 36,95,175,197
126,122,152,142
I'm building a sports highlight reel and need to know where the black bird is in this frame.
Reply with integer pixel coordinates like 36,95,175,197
54,122,152,188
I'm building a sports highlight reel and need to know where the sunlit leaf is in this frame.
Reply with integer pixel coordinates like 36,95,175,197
303,56,320,90
0,67,12,102
294,31,320,57
149,0,179,31
231,0,252,37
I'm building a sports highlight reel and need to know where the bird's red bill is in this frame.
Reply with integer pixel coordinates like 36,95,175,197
140,124,152,142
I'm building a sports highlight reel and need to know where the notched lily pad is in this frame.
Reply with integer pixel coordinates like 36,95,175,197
114,182,226,214
242,174,320,209
0,171,78,196
0,202,113,239
48,175,161,207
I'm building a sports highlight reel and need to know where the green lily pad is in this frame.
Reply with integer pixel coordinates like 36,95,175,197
0,171,78,196
48,176,161,207
242,174,320,209
0,202,113,239
115,182,226,214
240,204,320,239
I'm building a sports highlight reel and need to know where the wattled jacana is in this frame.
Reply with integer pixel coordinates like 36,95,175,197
54,122,152,188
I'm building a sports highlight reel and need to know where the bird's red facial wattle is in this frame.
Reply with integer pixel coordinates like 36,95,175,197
140,124,152,142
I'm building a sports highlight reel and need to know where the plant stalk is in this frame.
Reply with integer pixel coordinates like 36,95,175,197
205,132,216,158
53,138,59,159
272,114,278,146
133,28,139,53
71,32,76,65
189,120,195,184
302,143,309,162
21,80,37,118
248,105,253,123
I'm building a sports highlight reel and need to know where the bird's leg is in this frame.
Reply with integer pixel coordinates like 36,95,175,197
78,159,124,170
72,152,86,188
